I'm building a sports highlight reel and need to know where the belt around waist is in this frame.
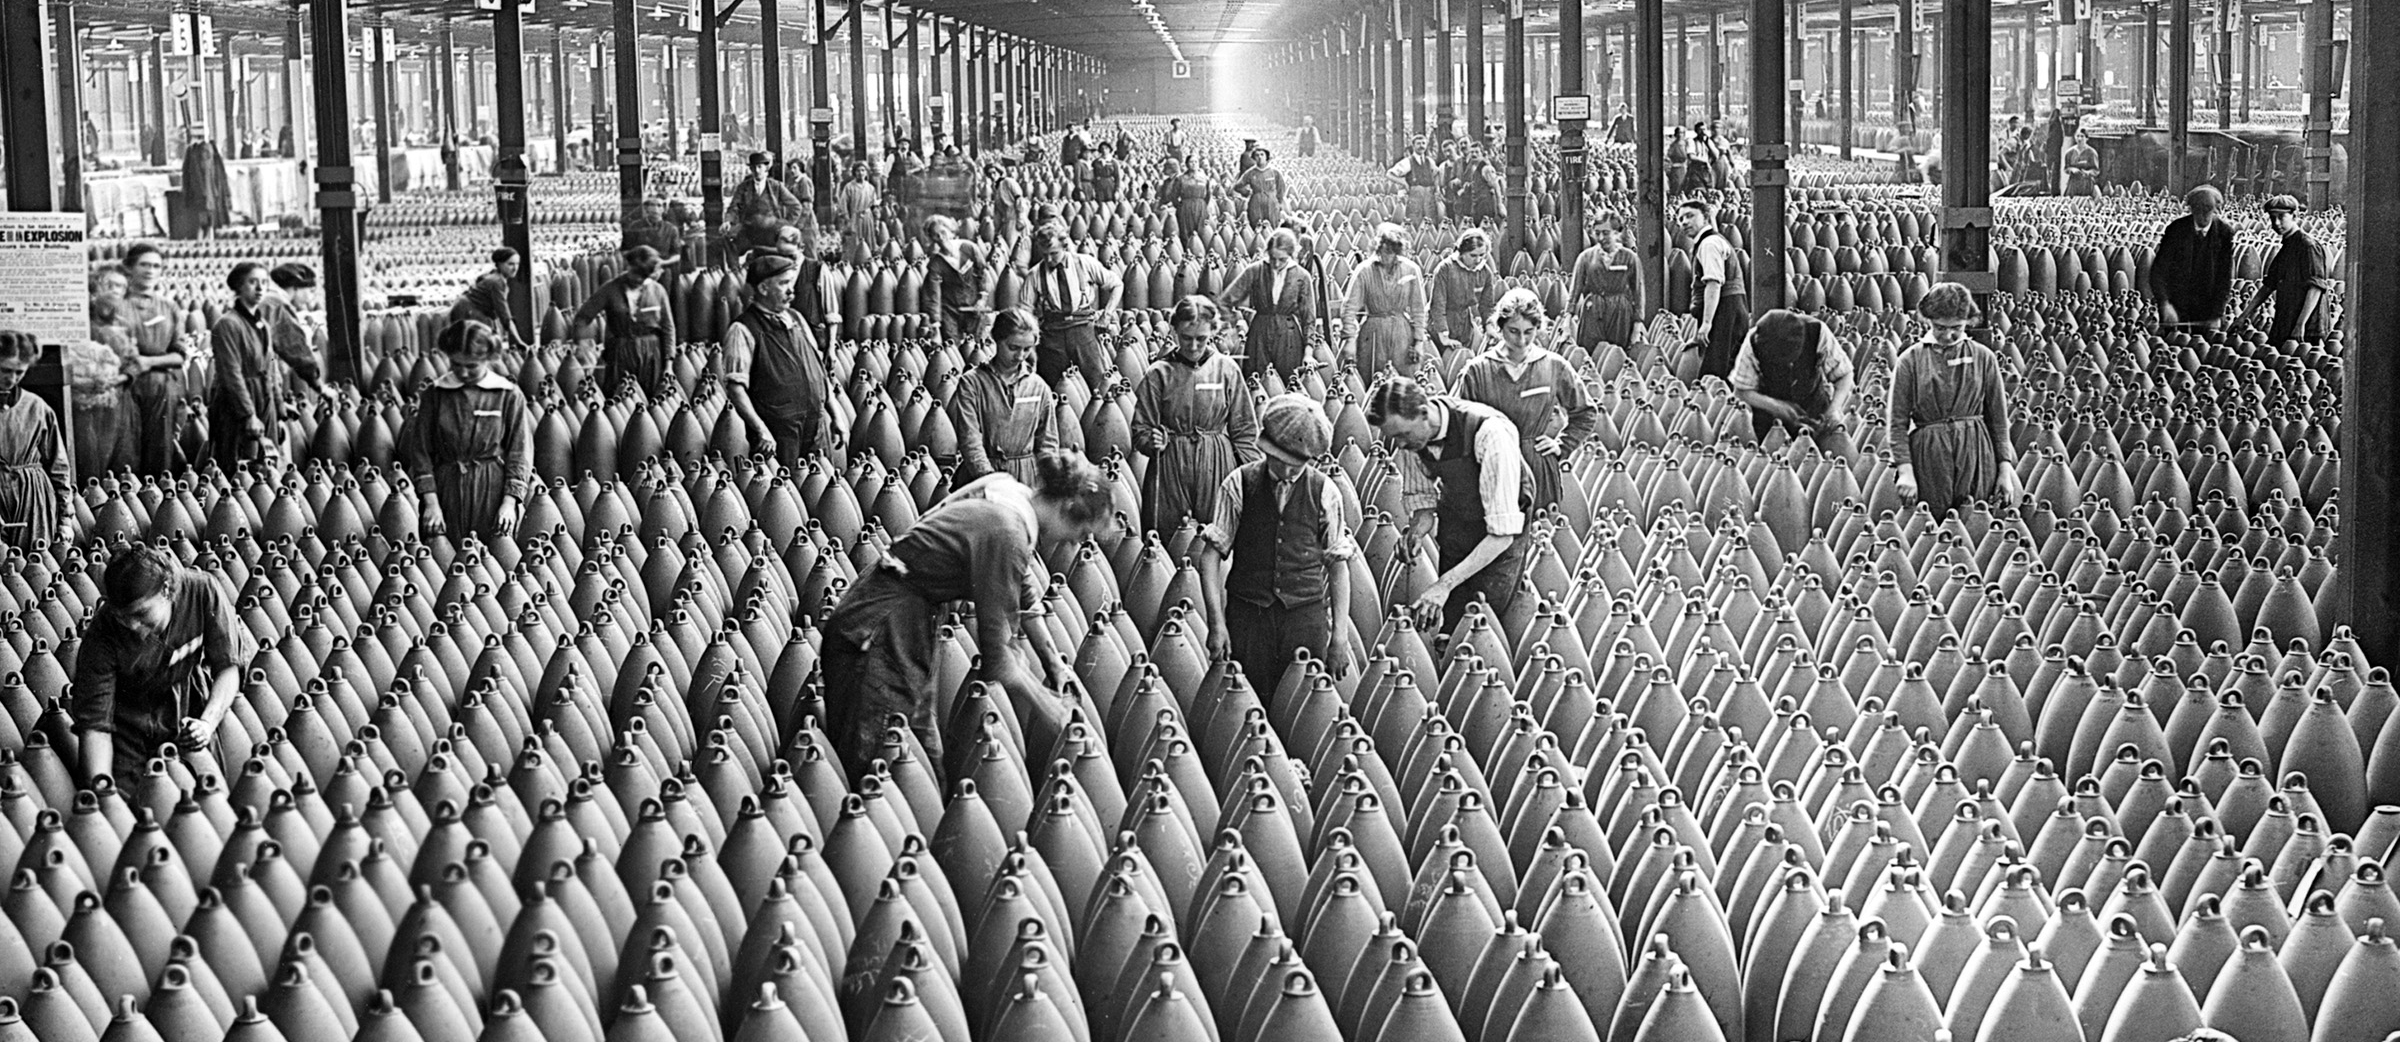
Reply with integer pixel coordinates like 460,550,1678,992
1924,416,1986,428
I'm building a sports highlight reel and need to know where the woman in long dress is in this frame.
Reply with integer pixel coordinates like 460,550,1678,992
1159,157,1215,247
1218,227,1316,383
1452,288,1598,518
1569,217,1641,350
950,307,1060,487
1890,283,2021,515
0,332,70,552
1345,223,1429,381
1429,228,1502,362
820,451,1113,784
1132,296,1261,534
401,321,534,545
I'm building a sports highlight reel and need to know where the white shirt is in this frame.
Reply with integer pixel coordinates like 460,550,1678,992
1398,399,1527,539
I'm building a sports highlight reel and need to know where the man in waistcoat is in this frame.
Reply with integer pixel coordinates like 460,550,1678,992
1198,395,1357,699
1369,375,1534,638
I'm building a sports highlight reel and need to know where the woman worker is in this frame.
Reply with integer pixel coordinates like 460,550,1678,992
1132,296,1261,533
1452,288,1598,518
1889,283,2021,515
1217,227,1317,383
569,244,678,400
400,321,534,545
1429,228,1503,363
1345,223,1430,381
0,333,72,552
951,307,1062,486
819,450,1114,783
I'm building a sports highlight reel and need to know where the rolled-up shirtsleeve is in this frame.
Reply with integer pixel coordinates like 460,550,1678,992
1474,418,1526,538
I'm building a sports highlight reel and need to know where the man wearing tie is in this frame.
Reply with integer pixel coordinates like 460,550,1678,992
1027,221,1124,390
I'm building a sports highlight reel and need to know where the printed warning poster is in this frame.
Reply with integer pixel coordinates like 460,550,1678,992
0,213,87,346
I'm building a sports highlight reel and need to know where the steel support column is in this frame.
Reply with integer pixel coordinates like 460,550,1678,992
0,0,49,208
1503,0,1527,256
1436,0,1453,140
147,34,167,168
811,0,834,211
906,11,922,148
553,33,570,176
283,4,303,160
308,0,361,386
758,0,782,164
699,0,724,264
1942,0,1993,324
877,5,894,146
1676,17,1688,126
2337,0,2399,662
1751,0,1789,312
1389,0,1407,158
664,42,681,158
1706,13,1723,121
442,27,463,190
1466,0,1484,142
2170,0,2191,192
2216,0,2232,128
1559,0,1584,265
2144,0,2161,125
2227,13,2246,125
371,20,395,204
1637,0,1666,319
53,0,85,209
851,0,870,159
950,22,965,152
2305,0,2333,209
613,0,644,222
591,35,608,172
1410,3,1428,139
492,0,534,343
1895,0,1916,163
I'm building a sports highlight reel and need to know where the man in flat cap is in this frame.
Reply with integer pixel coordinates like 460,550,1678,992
1197,394,1358,699
2238,194,2334,347
720,250,830,470
2151,184,2235,332
730,150,804,252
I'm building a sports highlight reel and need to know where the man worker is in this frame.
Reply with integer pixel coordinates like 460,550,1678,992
2238,195,2334,347
1027,221,1124,390
1198,394,1357,698
730,151,805,252
1368,375,1534,639
72,544,257,786
721,251,831,471
1679,200,1750,382
2151,185,2236,332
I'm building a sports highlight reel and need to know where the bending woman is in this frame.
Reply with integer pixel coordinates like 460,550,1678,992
819,451,1115,784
